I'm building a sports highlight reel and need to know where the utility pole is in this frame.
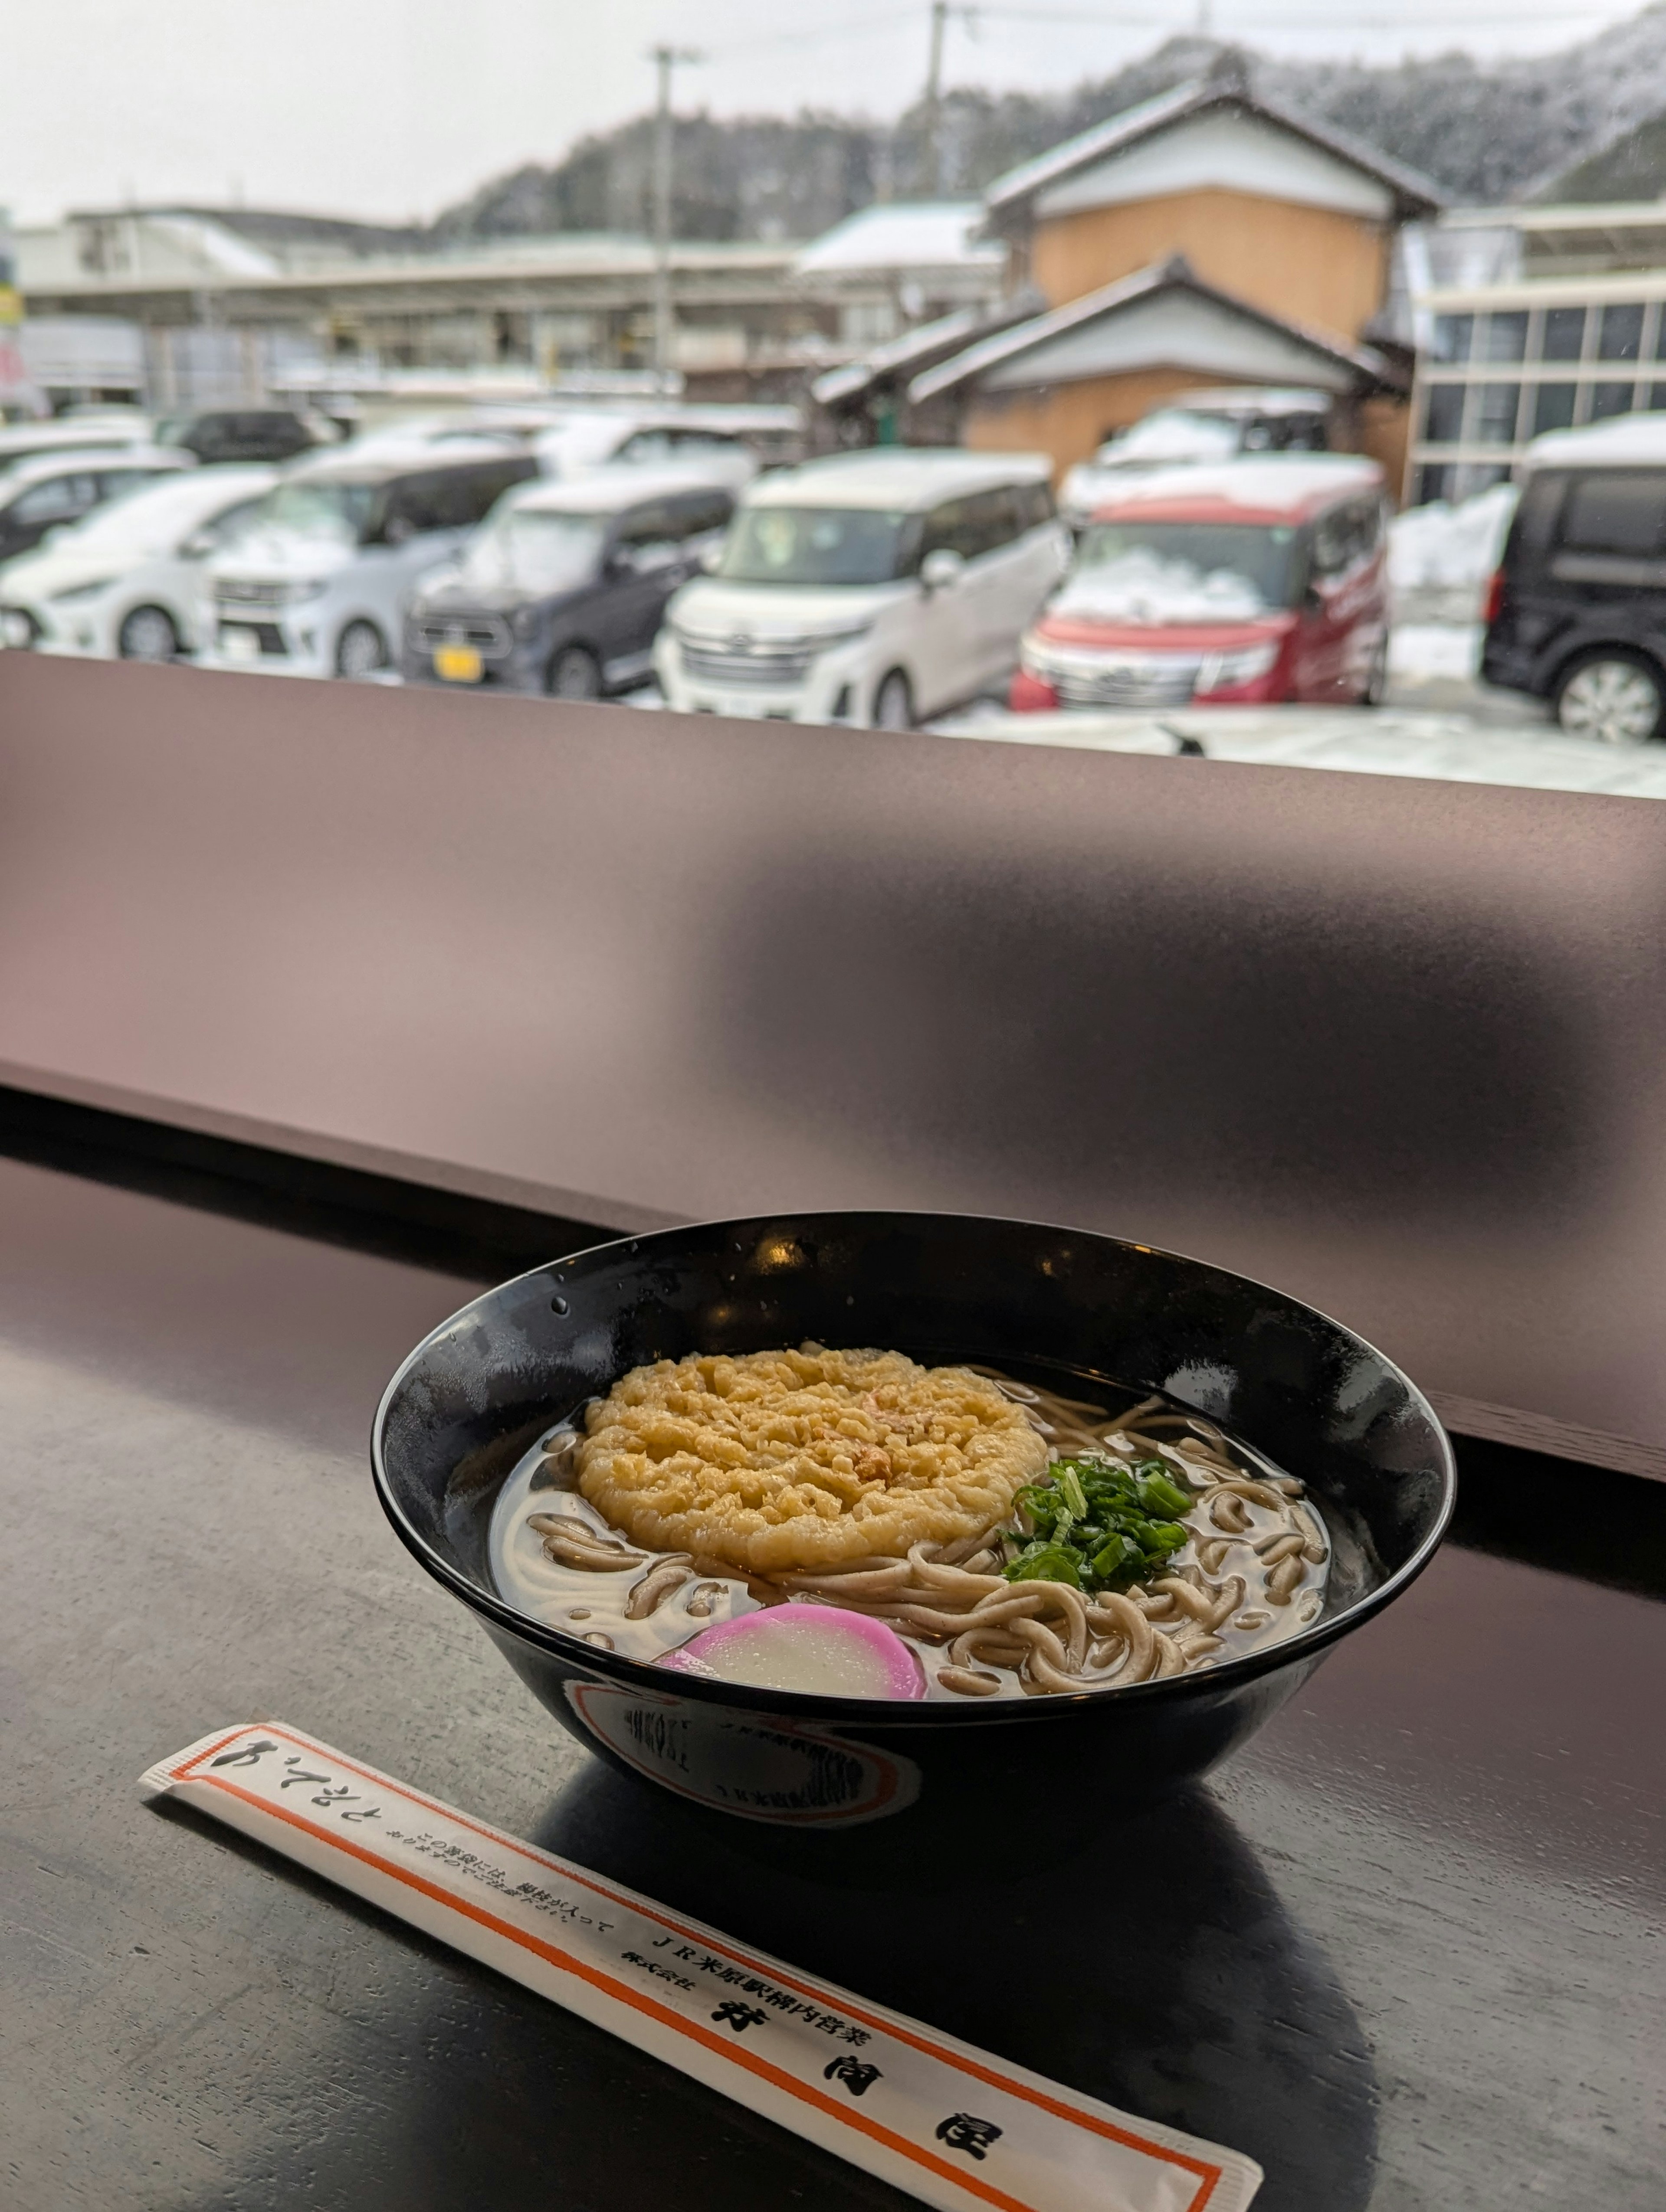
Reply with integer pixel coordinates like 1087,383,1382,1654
923,0,948,197
651,43,700,391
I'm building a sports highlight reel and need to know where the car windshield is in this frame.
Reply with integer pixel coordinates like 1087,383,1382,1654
718,505,915,586
1064,520,1300,619
233,481,376,546
454,509,605,594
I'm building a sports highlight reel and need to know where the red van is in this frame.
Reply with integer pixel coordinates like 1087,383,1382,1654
1010,457,1390,712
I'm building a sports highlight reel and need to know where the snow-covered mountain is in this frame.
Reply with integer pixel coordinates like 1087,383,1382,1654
433,7,1666,244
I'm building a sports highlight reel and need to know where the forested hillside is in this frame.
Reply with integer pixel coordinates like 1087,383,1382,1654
431,8,1666,245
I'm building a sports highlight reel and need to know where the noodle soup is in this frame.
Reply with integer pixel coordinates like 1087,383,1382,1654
489,1347,1330,1703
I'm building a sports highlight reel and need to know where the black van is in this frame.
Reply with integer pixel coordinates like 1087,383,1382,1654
403,473,733,697
158,410,323,464
1483,423,1666,743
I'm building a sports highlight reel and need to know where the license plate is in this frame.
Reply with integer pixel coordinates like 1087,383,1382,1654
219,624,263,663
433,645,482,684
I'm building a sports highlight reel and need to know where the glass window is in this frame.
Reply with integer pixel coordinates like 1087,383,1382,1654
456,508,605,594
95,468,164,498
1069,520,1302,610
616,429,676,464
1473,384,1522,445
614,501,685,572
1482,312,1528,363
1542,308,1586,363
920,496,991,561
252,481,376,544
1423,384,1466,443
718,505,920,586
668,430,741,458
10,472,98,522
1533,384,1579,435
1590,382,1636,422
1430,314,1473,364
1017,480,1056,531
1415,462,1452,505
926,488,1022,560
1558,472,1666,555
668,490,734,539
1599,304,1645,362
1649,383,1666,411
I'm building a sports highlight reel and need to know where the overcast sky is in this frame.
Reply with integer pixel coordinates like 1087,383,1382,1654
0,0,1643,226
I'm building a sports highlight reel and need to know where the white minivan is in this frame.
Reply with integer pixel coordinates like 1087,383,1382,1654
654,449,1069,727
200,440,537,678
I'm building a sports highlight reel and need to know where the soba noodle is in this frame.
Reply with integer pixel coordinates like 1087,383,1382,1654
487,1353,1330,1701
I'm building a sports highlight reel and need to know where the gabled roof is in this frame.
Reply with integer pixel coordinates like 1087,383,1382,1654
983,63,1442,228
811,291,1044,409
908,254,1400,403
793,203,1004,280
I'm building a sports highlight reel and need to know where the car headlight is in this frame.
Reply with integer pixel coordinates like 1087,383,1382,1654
512,605,543,640
285,578,329,604
47,577,118,603
1197,641,1280,690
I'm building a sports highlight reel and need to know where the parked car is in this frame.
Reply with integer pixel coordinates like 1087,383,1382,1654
1482,414,1666,744
0,465,277,661
199,441,538,678
1059,389,1334,530
1010,457,1389,713
0,417,155,477
404,470,734,698
154,409,333,464
534,408,765,491
0,447,196,571
655,448,1069,727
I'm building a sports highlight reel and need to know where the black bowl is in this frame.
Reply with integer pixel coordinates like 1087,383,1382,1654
372,1211,1454,1844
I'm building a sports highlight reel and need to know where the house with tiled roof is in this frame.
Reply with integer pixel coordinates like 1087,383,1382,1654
901,60,1442,493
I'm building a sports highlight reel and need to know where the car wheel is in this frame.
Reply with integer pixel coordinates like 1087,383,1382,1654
118,605,180,662
1555,651,1665,745
872,670,914,730
335,620,389,680
548,645,602,700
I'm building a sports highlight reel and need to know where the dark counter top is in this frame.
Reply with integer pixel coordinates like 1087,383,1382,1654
3,1133,1661,2211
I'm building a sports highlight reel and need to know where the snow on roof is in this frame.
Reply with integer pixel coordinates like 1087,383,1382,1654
510,467,737,514
793,203,1005,278
1522,412,1666,469
983,70,1441,226
144,214,282,278
909,257,1390,403
810,298,1044,407
746,447,1050,512
1174,386,1331,416
1085,454,1383,519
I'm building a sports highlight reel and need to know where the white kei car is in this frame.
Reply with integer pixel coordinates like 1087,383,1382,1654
0,466,278,661
198,441,538,678
654,449,1069,728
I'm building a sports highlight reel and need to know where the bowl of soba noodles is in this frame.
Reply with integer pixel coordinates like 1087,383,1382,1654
372,1212,1453,1834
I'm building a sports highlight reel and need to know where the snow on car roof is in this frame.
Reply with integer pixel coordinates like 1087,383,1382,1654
745,447,1051,512
505,468,735,515
1086,455,1381,520
293,437,526,483
1523,412,1666,470
0,445,193,493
